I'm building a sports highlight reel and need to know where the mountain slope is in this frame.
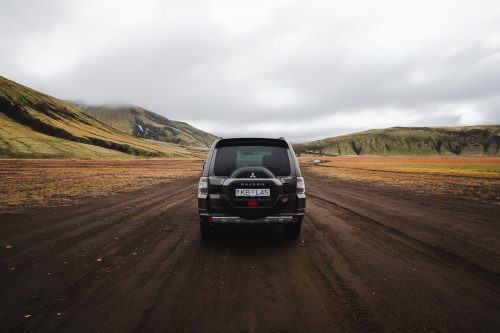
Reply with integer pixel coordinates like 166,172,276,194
80,105,217,148
295,126,500,156
0,76,199,158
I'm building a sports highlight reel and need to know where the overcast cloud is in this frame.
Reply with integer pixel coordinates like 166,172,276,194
1,0,500,141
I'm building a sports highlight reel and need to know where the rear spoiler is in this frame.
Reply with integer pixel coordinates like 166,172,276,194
215,138,289,148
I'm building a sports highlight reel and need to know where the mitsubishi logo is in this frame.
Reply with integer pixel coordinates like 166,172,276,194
250,172,256,178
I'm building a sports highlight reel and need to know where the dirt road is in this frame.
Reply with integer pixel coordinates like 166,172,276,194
1,169,500,332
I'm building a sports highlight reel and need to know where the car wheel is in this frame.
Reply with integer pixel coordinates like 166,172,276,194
200,223,214,240
285,222,301,240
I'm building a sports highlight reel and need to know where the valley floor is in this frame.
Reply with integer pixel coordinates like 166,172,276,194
0,159,202,209
1,164,499,332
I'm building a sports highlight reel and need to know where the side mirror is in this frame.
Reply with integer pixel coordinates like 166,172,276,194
202,161,206,170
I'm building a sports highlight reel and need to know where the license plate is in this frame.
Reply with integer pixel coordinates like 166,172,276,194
235,188,270,197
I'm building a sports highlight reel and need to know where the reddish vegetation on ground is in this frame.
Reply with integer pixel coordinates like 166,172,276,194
0,159,203,210
300,155,500,205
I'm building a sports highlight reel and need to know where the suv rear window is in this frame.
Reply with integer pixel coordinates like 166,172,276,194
213,145,291,176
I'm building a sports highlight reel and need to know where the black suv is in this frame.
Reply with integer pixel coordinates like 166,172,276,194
198,137,306,239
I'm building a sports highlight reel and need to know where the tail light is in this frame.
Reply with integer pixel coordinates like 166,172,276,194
198,177,208,195
296,177,305,194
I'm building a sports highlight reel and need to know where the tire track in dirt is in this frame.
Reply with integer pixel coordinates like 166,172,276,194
307,191,500,287
1,172,500,332
0,181,196,270
54,200,199,333
306,169,500,262
304,171,500,332
0,179,196,248
303,214,384,332
0,180,198,332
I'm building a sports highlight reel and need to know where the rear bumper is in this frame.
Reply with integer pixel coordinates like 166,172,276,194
199,213,304,225
198,193,306,216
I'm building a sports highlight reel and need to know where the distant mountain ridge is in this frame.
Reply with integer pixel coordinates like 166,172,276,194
0,76,202,159
79,105,217,148
295,126,500,156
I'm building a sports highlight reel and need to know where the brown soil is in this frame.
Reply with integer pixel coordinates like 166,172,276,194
1,169,499,332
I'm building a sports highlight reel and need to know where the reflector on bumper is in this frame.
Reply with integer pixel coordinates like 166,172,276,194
209,215,300,224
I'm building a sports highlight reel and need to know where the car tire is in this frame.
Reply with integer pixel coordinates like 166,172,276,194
285,222,301,240
200,223,214,240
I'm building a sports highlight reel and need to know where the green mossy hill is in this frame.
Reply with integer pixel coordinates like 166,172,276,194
295,126,500,156
80,105,218,148
0,76,198,158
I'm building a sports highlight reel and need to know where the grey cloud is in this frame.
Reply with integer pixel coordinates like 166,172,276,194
1,0,500,142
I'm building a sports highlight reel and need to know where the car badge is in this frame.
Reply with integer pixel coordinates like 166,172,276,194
250,172,256,178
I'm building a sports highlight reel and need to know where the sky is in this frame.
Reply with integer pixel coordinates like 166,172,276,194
1,0,500,142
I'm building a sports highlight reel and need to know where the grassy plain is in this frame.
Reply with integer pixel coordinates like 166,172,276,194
301,155,500,205
0,159,203,210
